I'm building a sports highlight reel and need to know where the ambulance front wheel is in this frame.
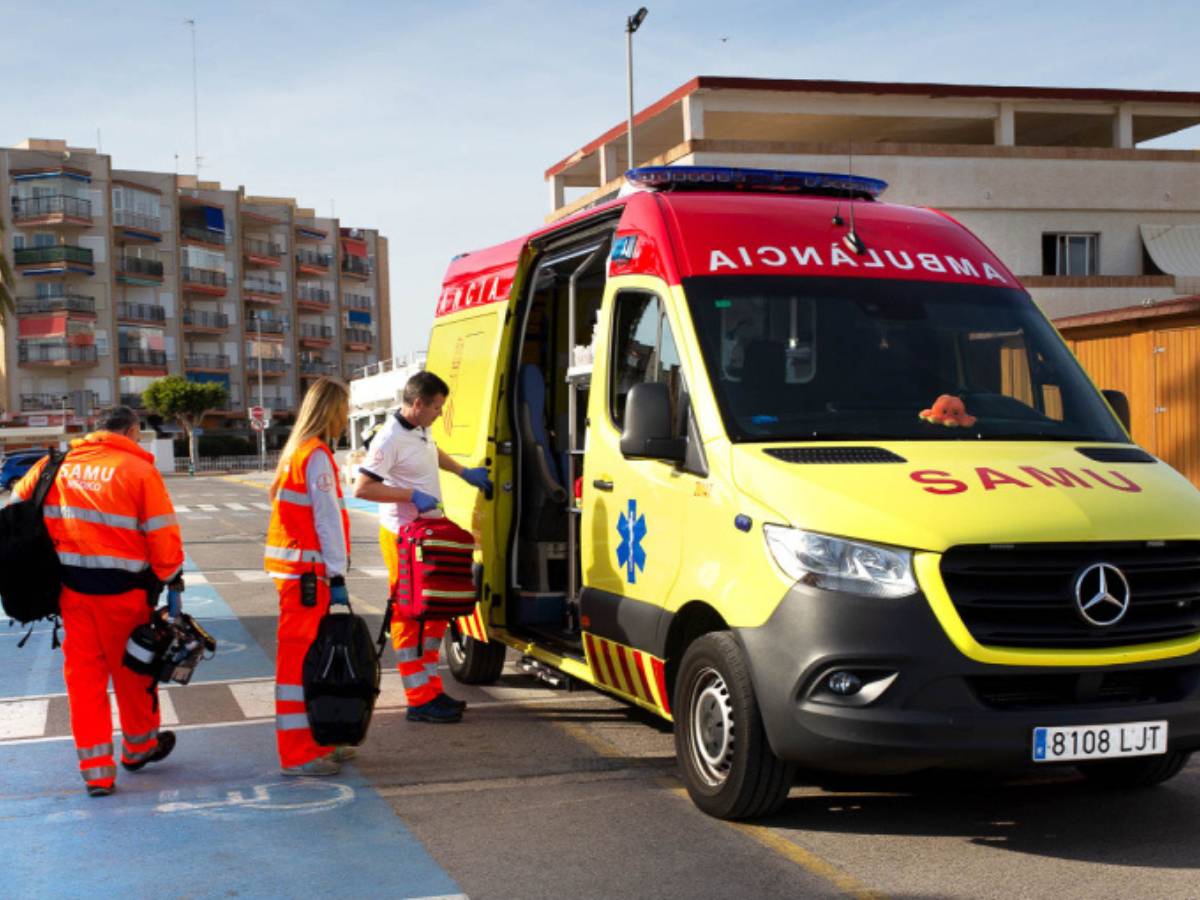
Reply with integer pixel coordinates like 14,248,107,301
445,624,506,685
674,631,795,820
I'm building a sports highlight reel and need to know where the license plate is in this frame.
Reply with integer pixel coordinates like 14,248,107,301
1032,720,1168,762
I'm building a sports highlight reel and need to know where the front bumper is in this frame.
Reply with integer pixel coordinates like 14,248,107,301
736,583,1200,775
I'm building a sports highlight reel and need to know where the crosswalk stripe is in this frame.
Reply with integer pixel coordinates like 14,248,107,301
253,502,271,511
356,567,390,579
175,505,190,513
197,504,218,511
0,699,50,740
225,502,250,511
112,690,178,729
234,570,273,582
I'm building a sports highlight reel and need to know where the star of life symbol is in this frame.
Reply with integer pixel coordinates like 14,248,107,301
616,498,647,585
1073,562,1132,627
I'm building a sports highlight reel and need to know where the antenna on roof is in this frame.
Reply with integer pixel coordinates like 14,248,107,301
831,140,846,227
843,140,866,255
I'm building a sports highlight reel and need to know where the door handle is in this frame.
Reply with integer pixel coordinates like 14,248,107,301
592,479,614,492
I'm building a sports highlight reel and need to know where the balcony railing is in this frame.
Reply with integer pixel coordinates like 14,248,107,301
343,327,374,345
297,286,332,305
117,256,164,279
118,347,167,367
244,238,284,259
343,293,372,310
185,353,230,370
299,324,333,341
182,309,230,330
113,209,162,232
21,390,101,412
16,293,96,316
181,266,228,289
117,301,166,323
12,195,93,223
121,392,146,409
243,278,285,296
14,245,94,266
181,224,227,246
246,356,288,374
18,342,99,365
300,359,338,376
341,256,371,277
296,249,332,269
246,316,287,334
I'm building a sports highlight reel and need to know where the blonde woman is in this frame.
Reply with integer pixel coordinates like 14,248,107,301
263,376,353,775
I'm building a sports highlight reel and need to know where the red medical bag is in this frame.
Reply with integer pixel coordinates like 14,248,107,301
389,517,477,622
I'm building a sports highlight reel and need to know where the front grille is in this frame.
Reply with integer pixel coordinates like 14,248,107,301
940,542,1200,648
970,666,1200,710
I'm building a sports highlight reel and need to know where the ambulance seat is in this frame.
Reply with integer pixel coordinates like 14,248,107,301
518,364,567,543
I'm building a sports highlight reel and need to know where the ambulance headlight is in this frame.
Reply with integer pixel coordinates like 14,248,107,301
762,526,917,598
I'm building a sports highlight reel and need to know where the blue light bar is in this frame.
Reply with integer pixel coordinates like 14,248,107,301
624,166,887,200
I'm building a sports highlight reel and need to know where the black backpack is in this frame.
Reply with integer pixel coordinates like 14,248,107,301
0,450,66,635
302,603,381,746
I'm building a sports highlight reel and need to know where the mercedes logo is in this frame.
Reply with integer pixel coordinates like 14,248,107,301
1073,562,1132,627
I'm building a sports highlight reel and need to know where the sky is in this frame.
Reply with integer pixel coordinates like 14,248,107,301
3,0,1198,357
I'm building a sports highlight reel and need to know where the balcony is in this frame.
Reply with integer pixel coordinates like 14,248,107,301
12,194,93,226
185,353,230,371
116,255,164,285
343,293,372,311
14,245,95,276
19,341,99,367
246,315,287,336
298,324,333,347
341,255,371,280
244,238,284,266
343,327,374,349
182,309,230,332
16,293,96,317
181,266,228,296
21,390,100,412
300,359,337,377
243,278,286,304
121,392,146,409
296,286,332,311
180,223,227,247
118,347,167,368
296,249,332,275
246,356,288,376
117,301,166,324
113,209,162,241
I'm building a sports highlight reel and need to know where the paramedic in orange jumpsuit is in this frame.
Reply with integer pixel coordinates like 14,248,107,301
352,371,491,723
264,376,353,776
14,406,184,797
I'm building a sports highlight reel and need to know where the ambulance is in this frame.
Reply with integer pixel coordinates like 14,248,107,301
427,166,1200,819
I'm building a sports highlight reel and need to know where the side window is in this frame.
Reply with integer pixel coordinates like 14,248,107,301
609,291,686,437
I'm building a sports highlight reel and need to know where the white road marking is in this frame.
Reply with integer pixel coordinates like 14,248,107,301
197,504,219,511
0,699,50,740
233,570,273,582
355,567,390,579
225,502,250,511
111,689,178,729
185,572,210,585
253,502,271,511
229,680,275,719
175,505,190,512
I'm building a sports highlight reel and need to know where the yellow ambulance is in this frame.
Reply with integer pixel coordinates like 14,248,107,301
428,166,1200,819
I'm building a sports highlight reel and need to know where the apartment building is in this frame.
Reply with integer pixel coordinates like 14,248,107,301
0,138,391,438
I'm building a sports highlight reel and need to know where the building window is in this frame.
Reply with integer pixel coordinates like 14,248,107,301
1042,233,1099,276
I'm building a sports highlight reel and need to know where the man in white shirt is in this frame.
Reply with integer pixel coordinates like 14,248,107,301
352,371,491,723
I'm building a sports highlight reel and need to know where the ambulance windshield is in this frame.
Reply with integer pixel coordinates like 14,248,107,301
682,276,1128,443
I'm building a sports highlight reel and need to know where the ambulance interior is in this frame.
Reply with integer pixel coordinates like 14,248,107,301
508,239,610,648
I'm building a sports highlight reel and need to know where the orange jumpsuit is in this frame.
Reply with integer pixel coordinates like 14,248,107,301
264,438,350,768
15,432,183,792
379,527,447,707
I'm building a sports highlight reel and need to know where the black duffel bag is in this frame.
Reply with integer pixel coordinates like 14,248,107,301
302,600,381,746
0,450,66,631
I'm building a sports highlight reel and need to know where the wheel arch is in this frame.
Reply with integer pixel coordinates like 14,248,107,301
663,600,729,703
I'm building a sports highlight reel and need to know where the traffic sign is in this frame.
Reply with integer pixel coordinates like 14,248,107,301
249,419,267,432
249,405,265,421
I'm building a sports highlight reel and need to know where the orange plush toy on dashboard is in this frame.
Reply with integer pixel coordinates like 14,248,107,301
919,394,977,428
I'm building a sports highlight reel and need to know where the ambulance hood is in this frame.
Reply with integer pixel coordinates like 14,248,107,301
730,441,1200,552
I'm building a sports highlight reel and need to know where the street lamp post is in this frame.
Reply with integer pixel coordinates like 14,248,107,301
625,7,648,172
256,317,265,472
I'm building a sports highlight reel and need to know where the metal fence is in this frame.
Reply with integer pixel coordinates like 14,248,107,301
174,452,281,473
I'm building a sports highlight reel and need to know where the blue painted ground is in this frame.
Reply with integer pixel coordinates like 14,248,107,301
345,495,379,514
1,722,461,900
0,556,272,699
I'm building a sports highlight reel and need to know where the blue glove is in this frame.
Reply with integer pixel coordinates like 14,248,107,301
329,576,350,607
411,489,440,513
460,466,493,494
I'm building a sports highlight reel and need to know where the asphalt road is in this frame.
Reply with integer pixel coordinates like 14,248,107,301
4,473,1200,899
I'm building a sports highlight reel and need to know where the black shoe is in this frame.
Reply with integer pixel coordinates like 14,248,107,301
434,692,467,712
122,730,176,772
86,784,114,798
406,699,462,723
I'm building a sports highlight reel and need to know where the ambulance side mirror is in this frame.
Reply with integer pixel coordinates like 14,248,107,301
1102,389,1131,433
621,382,686,462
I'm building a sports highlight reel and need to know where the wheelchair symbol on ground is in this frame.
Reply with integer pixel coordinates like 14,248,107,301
155,779,355,819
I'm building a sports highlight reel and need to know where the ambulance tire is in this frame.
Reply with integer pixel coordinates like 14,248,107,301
674,631,795,820
444,624,506,685
1077,750,1191,788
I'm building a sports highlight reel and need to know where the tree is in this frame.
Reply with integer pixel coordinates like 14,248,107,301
143,376,228,472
